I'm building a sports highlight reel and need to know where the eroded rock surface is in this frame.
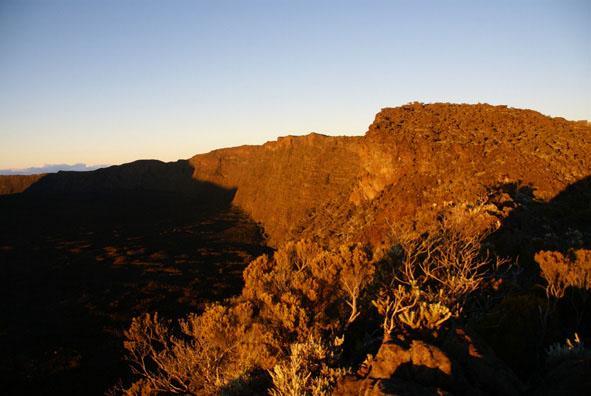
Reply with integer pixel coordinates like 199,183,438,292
334,328,524,396
190,103,591,246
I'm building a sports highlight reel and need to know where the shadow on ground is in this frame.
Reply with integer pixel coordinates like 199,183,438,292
477,175,591,382
0,160,270,395
490,175,591,266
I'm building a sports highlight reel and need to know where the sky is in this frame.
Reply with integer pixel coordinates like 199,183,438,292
0,0,589,170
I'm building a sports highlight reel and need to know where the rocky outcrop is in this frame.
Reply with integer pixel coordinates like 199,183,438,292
190,133,364,244
190,103,591,245
5,104,590,246
333,328,524,396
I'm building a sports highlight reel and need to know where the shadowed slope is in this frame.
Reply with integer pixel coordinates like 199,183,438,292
24,159,227,195
0,159,268,395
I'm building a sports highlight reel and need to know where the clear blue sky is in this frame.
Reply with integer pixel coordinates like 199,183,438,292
1,0,589,169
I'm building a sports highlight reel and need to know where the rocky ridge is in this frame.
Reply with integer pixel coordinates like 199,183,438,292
190,103,591,246
4,103,590,247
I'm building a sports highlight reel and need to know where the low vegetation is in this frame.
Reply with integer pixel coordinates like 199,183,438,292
123,240,375,394
121,203,549,395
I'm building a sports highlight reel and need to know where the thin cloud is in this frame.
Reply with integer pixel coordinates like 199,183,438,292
0,163,109,175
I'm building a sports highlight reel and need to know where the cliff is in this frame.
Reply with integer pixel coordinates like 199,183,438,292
190,133,364,243
190,103,591,245
0,174,45,195
4,103,590,246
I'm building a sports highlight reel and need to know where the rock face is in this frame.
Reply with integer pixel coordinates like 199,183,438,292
333,328,524,396
0,174,45,195
190,103,591,245
190,133,364,244
4,103,591,246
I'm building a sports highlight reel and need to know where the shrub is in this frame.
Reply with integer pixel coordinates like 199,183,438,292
374,225,501,339
372,283,453,339
123,240,375,394
535,249,591,299
268,336,348,396
536,249,591,343
546,333,590,366
123,303,276,395
242,240,376,341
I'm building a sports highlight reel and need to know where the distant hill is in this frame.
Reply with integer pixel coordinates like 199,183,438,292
0,160,217,196
0,163,108,175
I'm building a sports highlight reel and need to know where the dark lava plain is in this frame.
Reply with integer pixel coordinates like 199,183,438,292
0,174,268,395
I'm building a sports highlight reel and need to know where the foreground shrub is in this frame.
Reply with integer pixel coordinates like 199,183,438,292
546,333,590,367
123,240,375,394
124,303,276,395
268,336,348,396
535,249,591,299
374,225,503,339
536,249,591,351
243,240,376,341
123,225,512,394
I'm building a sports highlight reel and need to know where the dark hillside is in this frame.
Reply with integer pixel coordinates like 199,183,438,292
0,161,268,395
